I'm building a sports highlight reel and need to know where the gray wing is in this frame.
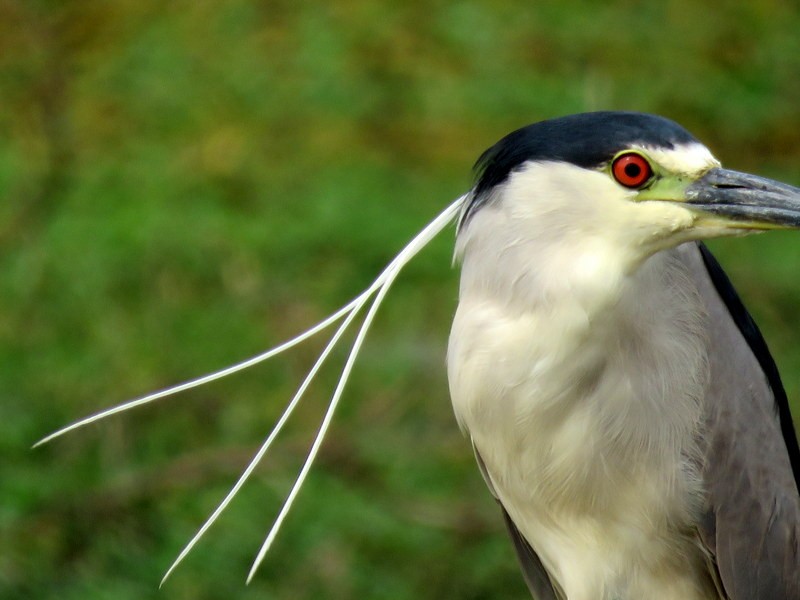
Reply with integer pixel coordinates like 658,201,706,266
678,242,800,599
472,444,561,600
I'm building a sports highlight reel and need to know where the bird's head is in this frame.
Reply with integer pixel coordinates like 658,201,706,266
455,112,800,305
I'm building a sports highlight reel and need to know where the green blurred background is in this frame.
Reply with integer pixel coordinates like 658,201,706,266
2,1,800,598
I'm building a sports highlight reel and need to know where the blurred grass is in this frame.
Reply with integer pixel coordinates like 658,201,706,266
1,1,800,598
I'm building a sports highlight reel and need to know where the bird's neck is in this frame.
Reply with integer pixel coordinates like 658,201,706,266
448,242,712,598
449,239,710,459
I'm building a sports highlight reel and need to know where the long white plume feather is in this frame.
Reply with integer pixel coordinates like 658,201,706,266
37,195,465,583
160,300,366,586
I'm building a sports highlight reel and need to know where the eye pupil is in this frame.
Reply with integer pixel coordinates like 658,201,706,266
612,153,653,188
624,163,641,178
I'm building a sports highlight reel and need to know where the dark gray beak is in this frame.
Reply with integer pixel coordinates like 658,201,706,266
685,168,800,228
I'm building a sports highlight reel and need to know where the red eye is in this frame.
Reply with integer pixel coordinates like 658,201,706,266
612,153,653,188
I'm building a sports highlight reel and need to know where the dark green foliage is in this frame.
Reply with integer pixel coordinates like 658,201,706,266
2,1,799,597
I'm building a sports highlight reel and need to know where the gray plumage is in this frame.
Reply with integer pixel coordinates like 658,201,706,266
689,243,800,599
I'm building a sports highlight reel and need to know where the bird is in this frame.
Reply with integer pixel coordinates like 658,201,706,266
447,111,800,600
38,112,800,596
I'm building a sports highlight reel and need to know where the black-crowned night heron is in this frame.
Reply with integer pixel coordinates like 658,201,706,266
449,112,800,599
40,112,800,598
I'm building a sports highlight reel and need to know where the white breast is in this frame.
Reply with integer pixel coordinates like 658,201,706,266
448,245,715,599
